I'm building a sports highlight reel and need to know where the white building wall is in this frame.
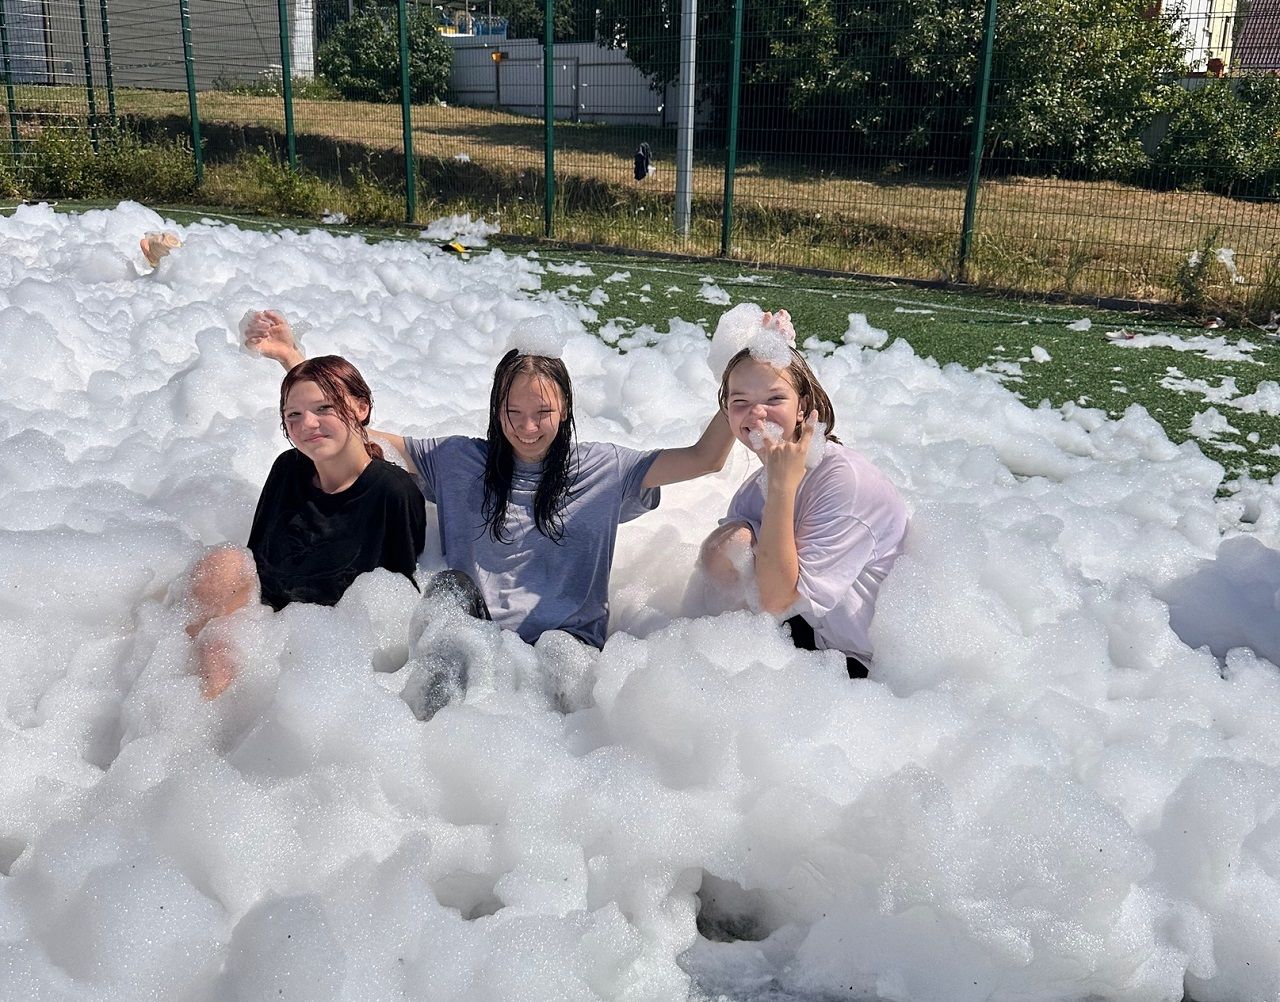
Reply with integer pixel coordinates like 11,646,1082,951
1169,0,1237,71
445,36,676,126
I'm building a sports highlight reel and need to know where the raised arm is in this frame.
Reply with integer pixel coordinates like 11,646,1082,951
241,310,416,473
641,410,734,489
753,412,817,614
243,310,305,370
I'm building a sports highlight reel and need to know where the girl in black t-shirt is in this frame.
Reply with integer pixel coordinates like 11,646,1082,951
186,356,426,698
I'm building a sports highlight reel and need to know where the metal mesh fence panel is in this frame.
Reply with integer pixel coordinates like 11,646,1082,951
2,0,1278,312
718,0,978,277
1,0,117,160
973,0,1280,304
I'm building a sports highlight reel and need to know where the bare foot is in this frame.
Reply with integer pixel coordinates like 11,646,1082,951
140,231,182,268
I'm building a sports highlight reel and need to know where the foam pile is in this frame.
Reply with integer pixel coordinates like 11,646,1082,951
1,203,1279,1002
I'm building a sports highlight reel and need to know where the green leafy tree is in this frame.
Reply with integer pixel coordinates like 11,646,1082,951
317,7,452,103
1154,74,1280,196
595,0,1187,177
488,0,595,41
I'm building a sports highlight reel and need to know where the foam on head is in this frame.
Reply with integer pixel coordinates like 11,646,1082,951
708,302,797,379
506,314,567,359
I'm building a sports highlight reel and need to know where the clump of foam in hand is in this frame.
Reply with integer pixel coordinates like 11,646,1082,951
752,419,826,497
237,310,307,356
506,314,566,358
747,420,785,452
805,419,828,468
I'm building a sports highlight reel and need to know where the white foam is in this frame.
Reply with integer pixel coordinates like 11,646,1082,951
545,261,594,277
420,213,499,247
746,420,785,452
1215,247,1245,284
842,312,889,348
505,314,568,359
698,282,733,306
0,203,1277,1002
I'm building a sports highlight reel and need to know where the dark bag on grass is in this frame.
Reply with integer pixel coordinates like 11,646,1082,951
634,142,652,181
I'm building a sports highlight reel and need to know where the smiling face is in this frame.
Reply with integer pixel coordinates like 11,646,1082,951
500,371,564,464
724,357,805,454
282,380,369,463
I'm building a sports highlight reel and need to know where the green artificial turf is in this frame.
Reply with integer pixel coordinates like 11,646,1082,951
530,249,1280,486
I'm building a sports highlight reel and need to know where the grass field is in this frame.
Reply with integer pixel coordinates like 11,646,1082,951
6,87,1280,307
5,199,1276,487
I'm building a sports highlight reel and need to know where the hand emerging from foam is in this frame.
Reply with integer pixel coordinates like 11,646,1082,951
760,308,796,344
140,231,181,268
243,309,304,369
760,410,818,498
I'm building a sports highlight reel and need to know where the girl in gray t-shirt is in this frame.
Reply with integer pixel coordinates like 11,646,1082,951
243,312,734,648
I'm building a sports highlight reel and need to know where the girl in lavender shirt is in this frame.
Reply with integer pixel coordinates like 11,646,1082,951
697,311,908,677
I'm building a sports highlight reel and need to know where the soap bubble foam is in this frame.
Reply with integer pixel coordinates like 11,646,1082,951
1,203,1279,1002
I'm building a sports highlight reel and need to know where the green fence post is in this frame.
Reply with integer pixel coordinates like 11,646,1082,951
396,0,415,223
76,0,100,150
0,1,21,157
543,0,554,238
957,0,997,282
179,0,203,184
276,0,297,170
98,0,116,123
719,0,744,258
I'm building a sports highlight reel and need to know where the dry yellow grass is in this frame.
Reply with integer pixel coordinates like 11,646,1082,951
8,86,1279,302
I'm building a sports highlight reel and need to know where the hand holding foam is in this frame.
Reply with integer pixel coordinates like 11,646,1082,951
241,309,304,369
761,411,818,499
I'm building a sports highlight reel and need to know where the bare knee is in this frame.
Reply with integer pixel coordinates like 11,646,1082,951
187,545,257,637
699,522,756,589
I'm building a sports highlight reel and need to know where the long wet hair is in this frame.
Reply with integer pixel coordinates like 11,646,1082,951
482,349,577,542
280,355,384,461
718,346,841,444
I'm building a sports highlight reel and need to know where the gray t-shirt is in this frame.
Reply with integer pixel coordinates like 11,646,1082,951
404,436,660,647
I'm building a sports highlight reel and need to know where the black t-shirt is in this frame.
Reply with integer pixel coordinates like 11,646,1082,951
247,450,427,611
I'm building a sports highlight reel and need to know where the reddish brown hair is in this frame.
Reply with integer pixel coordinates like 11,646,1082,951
718,346,840,443
279,355,384,460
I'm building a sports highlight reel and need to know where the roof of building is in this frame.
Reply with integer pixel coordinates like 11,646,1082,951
1236,0,1280,70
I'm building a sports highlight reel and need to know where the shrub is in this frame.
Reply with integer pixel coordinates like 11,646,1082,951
0,153,18,199
97,131,198,202
213,68,340,100
247,150,331,218
1153,75,1280,197
344,164,402,224
317,8,451,104
27,125,101,198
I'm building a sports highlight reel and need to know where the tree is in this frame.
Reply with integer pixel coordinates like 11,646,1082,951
317,7,453,104
489,0,596,42
595,0,1188,177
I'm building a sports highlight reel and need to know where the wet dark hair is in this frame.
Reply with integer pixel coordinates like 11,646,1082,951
280,355,384,461
482,349,577,542
718,346,840,443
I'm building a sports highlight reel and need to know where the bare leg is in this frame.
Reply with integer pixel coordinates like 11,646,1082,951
694,521,758,615
185,546,258,699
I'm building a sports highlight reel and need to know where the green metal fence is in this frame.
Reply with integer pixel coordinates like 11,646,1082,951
2,0,1278,312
